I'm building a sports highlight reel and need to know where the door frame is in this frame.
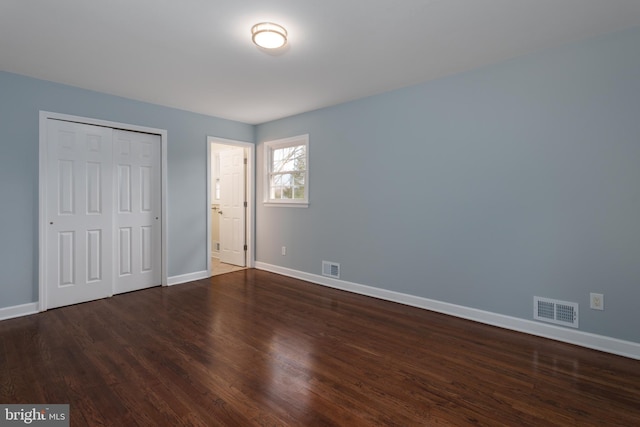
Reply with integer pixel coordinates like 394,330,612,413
38,111,169,311
207,136,254,276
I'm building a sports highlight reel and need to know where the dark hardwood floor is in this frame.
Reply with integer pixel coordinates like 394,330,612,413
1,269,639,426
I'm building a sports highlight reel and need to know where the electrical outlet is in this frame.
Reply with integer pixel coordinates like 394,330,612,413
281,246,286,256
590,293,604,310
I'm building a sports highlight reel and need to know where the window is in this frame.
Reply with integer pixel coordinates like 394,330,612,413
264,134,308,206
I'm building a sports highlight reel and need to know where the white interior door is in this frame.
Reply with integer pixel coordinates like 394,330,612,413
113,130,161,294
46,120,114,309
219,148,246,266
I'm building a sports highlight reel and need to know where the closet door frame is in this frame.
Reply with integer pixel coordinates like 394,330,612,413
38,111,168,311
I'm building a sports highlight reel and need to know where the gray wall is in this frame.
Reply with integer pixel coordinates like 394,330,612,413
0,71,254,308
255,26,640,343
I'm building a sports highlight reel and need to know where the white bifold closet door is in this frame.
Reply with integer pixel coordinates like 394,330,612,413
113,129,161,294
45,120,160,309
46,120,115,309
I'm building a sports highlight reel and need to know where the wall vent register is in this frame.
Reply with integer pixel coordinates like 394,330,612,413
322,261,340,279
534,296,579,328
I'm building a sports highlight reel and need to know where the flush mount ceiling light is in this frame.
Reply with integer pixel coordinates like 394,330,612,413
251,22,287,49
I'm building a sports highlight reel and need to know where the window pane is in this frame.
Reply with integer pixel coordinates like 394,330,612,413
293,186,305,199
273,158,285,173
282,186,293,199
272,145,306,173
293,172,305,186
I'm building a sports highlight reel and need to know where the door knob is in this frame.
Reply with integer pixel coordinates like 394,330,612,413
218,211,223,215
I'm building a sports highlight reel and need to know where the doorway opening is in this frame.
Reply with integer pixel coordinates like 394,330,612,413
207,137,254,277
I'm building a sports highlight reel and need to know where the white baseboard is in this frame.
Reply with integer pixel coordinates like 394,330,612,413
255,262,640,360
2,270,210,321
167,270,210,286
0,302,39,321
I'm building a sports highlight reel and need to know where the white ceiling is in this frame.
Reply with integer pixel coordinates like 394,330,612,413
2,0,640,124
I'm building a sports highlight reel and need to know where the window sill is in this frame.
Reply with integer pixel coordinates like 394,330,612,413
263,202,309,208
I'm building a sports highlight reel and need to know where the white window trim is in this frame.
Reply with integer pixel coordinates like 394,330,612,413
263,134,309,207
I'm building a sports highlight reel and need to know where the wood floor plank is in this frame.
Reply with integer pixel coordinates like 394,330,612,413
1,269,639,426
